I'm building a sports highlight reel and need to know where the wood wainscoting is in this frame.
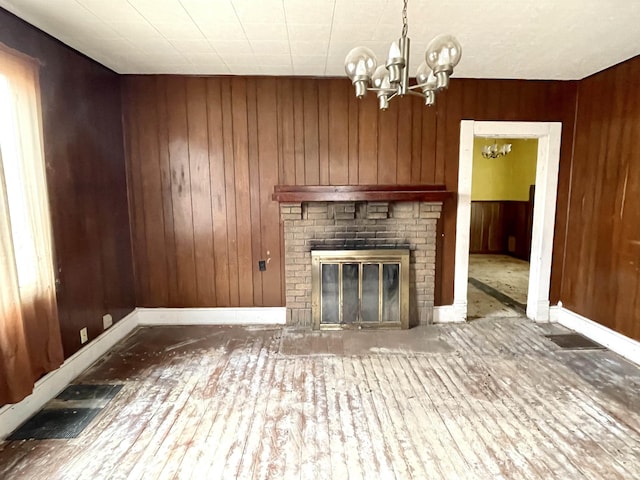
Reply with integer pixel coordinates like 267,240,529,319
470,199,533,261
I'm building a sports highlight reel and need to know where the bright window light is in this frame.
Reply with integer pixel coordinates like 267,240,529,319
0,74,38,290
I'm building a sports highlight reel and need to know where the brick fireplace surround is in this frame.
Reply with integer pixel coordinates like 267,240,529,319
276,188,446,328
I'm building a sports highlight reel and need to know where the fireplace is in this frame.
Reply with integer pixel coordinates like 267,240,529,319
312,249,409,329
273,185,449,328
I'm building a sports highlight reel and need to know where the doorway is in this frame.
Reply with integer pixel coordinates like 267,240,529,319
454,121,562,322
467,137,537,318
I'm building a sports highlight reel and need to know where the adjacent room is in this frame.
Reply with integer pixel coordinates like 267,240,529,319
0,0,639,478
467,137,537,319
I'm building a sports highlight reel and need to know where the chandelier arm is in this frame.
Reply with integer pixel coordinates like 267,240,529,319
405,89,426,98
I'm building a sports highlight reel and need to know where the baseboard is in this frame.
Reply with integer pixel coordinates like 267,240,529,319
528,299,551,323
552,305,640,365
433,304,466,323
136,307,287,326
0,308,140,439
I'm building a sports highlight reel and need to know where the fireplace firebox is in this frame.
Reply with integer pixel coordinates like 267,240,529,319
312,249,409,329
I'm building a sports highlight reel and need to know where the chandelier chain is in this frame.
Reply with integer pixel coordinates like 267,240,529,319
402,0,408,38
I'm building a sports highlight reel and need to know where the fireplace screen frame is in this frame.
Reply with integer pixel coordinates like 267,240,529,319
311,249,410,330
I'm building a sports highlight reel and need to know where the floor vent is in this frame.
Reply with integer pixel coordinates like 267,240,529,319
8,384,123,440
545,333,606,350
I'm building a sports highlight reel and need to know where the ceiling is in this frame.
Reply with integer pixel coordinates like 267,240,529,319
1,0,639,80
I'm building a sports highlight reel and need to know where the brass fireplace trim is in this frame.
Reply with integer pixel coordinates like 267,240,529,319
311,249,410,330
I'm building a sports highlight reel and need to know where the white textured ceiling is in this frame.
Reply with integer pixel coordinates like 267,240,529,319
0,0,639,79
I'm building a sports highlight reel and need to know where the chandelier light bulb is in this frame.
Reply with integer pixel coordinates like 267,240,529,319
416,62,438,106
425,34,462,72
388,41,402,60
345,46,377,81
372,65,391,90
415,62,432,86
385,40,405,85
482,141,513,159
425,34,461,90
372,65,393,110
345,46,378,98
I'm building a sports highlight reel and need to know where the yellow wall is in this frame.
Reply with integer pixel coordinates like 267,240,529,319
471,137,538,201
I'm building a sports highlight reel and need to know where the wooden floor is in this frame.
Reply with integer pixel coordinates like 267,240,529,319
468,254,530,318
2,318,640,479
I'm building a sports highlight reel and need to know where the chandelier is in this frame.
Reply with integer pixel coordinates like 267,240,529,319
344,0,462,110
482,141,512,159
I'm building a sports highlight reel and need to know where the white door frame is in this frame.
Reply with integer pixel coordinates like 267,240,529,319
453,121,562,322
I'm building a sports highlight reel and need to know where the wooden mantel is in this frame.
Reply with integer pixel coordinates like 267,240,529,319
272,185,452,203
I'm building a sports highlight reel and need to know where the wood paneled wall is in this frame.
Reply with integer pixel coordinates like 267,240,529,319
557,55,640,341
0,10,135,357
123,75,576,308
123,76,438,307
470,201,532,260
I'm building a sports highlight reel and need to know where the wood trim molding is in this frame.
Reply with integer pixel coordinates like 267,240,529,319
272,184,453,202
551,305,640,365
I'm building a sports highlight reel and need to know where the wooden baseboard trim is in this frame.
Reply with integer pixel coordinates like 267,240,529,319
433,305,467,323
136,307,287,326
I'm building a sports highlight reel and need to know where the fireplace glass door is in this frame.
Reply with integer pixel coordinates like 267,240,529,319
312,250,409,329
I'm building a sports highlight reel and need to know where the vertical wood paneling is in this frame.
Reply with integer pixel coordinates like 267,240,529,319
559,57,640,341
303,82,320,185
139,76,169,305
257,78,284,306
186,77,216,306
470,201,532,260
348,89,359,184
377,101,399,184
293,80,306,186
165,77,198,307
410,99,423,182
206,78,231,307
396,97,413,184
358,96,378,184
278,78,296,186
318,82,330,185
156,77,179,306
247,78,264,306
124,76,576,313
125,79,150,305
328,81,349,184
221,79,240,306
231,78,254,307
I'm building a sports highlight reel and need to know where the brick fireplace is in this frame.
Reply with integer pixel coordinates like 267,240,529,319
274,186,450,329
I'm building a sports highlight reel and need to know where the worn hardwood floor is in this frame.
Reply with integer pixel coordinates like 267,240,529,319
468,255,530,318
1,318,639,479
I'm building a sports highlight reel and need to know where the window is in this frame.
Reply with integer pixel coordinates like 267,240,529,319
0,74,39,289
0,44,64,406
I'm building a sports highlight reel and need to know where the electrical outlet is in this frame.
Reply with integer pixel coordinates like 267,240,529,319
80,327,88,344
103,313,113,330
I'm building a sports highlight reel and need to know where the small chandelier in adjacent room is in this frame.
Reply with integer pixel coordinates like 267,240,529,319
344,0,462,110
482,141,512,159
